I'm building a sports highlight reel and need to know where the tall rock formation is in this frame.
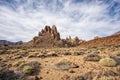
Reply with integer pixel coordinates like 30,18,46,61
31,25,63,47
37,25,60,40
28,25,85,47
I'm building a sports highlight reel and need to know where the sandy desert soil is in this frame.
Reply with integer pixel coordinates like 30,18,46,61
0,46,120,80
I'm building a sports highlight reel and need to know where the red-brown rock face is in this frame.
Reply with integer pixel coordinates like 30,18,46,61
31,25,62,47
29,25,85,47
38,25,60,40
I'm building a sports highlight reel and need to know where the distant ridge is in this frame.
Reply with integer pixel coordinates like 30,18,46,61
80,34,120,47
112,31,120,36
0,26,120,48
0,40,23,47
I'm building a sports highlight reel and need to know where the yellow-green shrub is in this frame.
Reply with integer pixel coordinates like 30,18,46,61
99,58,117,67
22,66,32,74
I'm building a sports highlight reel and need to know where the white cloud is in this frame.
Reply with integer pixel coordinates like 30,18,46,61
0,0,120,42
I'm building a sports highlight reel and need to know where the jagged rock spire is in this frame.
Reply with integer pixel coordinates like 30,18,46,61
31,25,84,47
44,25,51,33
52,25,57,34
33,25,61,46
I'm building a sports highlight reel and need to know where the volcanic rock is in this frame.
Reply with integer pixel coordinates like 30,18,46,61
64,36,84,47
112,31,120,36
80,34,120,47
27,25,85,47
31,25,63,47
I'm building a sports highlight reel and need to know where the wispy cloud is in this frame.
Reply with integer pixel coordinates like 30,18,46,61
0,0,120,41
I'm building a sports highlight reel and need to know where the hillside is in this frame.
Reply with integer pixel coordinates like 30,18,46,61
0,40,23,47
80,34,120,47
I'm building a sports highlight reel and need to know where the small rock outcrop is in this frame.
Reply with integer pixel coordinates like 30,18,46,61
94,36,101,39
63,36,85,47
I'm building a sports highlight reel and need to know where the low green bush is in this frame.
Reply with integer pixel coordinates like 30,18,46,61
22,66,33,75
99,58,117,67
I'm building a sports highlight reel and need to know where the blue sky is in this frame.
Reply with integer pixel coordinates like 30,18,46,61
0,0,120,42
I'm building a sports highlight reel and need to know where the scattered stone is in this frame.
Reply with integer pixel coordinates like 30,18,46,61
46,51,58,57
55,61,71,70
71,76,85,80
84,53,101,61
0,50,4,54
55,59,71,70
69,69,75,73
0,57,2,61
62,51,71,55
0,69,19,80
55,59,79,70
19,61,41,75
0,50,8,54
70,62,79,68
71,51,85,56
61,75,70,80
0,62,20,80
115,51,120,56
37,54,46,58
27,76,40,80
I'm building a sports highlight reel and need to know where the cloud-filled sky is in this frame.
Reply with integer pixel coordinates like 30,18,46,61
0,0,120,42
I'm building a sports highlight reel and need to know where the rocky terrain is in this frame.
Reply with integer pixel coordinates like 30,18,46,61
0,45,120,80
1,25,119,48
112,31,120,36
80,33,120,47
0,25,120,80
29,25,63,47
26,25,84,47
0,40,23,47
